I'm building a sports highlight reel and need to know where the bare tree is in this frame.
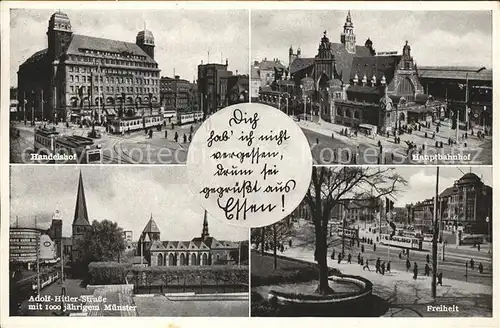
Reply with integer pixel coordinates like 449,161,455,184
304,167,406,295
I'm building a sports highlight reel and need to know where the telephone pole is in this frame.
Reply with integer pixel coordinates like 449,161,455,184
432,167,440,298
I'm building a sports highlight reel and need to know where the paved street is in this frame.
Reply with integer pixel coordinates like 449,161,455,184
298,119,492,165
10,121,200,164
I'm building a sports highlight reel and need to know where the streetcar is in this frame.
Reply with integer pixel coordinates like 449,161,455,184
460,234,484,245
335,227,358,240
109,114,164,134
380,233,423,250
177,111,203,125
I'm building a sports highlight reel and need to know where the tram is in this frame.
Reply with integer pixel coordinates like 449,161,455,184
460,234,484,245
34,128,102,164
380,233,423,250
335,227,358,240
109,114,164,134
177,111,203,125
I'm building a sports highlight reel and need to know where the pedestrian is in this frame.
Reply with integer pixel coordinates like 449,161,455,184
398,252,402,259
332,133,334,139
165,130,168,139
426,254,430,264
470,258,475,270
376,257,381,274
478,244,481,252
387,261,391,273
174,131,179,142
357,253,361,264
171,122,174,130
437,272,443,286
331,249,336,260
148,129,153,139
188,133,192,142
363,259,370,271
316,137,319,144
425,263,430,276
406,258,411,272
381,262,385,275
478,263,484,274
347,253,352,264
360,256,364,266
413,262,418,280
289,239,292,248
190,125,194,133
183,133,187,143
337,253,342,264
361,245,365,253
373,243,376,252
357,239,360,248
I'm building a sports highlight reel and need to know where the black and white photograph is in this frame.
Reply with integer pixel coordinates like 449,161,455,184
9,8,250,165
9,166,249,317
251,10,493,165
251,166,492,317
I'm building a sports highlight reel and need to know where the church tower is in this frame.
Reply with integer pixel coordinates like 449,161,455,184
46,11,73,62
71,171,91,263
340,10,356,54
201,210,210,240
136,28,155,59
141,214,160,242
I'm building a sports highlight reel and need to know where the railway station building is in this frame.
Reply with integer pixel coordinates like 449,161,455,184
17,11,161,125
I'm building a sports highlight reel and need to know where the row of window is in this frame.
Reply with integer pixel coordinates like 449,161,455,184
68,54,158,69
69,74,158,85
70,85,158,94
80,48,146,61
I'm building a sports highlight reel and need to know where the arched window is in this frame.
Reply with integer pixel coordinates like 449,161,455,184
180,253,185,266
169,253,175,266
157,253,163,266
202,253,208,265
191,253,197,266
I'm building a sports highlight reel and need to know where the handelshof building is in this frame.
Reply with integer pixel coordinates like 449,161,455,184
17,11,161,124
260,11,449,134
160,75,198,113
139,211,241,267
197,61,249,118
9,228,41,269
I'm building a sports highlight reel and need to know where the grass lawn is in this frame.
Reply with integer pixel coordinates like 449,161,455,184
251,251,340,287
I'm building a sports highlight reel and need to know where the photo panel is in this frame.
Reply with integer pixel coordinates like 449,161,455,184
9,165,250,317
250,10,493,165
9,8,250,165
250,166,493,317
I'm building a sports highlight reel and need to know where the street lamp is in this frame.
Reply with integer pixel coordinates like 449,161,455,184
300,85,306,121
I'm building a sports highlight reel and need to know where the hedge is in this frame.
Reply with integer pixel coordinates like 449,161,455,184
87,262,249,286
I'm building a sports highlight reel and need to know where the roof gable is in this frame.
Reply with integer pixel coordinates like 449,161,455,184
350,55,401,86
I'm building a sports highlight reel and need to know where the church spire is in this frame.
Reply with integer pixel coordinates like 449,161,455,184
73,170,90,227
201,210,210,240
341,10,356,54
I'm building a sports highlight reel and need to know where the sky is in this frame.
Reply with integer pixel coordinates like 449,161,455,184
9,9,249,87
251,10,492,68
387,167,492,207
9,165,249,241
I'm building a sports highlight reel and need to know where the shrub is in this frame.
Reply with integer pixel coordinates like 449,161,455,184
87,262,131,285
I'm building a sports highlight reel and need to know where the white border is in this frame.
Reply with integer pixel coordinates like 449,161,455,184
1,1,499,327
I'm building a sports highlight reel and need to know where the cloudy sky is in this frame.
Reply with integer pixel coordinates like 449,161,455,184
251,10,492,68
10,166,248,241
9,9,249,87
387,167,492,207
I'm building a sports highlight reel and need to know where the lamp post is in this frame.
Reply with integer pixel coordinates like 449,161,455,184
278,94,281,112
286,97,289,116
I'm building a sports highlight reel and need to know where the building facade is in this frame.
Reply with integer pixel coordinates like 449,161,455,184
160,76,198,113
9,228,41,269
139,211,240,267
17,11,161,124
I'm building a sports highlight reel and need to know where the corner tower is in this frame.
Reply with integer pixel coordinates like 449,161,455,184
340,10,356,54
47,11,73,61
136,29,155,59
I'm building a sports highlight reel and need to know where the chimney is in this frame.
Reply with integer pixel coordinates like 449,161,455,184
175,75,180,79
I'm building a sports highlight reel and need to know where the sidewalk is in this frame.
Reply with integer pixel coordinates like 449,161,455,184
278,247,492,317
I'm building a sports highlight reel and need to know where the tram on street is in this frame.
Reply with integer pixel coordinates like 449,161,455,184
177,111,203,125
335,227,358,240
380,233,423,250
33,128,60,154
460,234,484,245
109,114,163,134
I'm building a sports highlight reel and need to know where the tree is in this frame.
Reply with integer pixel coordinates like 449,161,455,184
304,167,406,294
80,220,126,266
252,217,296,269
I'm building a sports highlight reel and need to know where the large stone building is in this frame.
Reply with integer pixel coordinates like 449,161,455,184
408,172,492,235
17,11,161,124
138,211,241,267
259,11,451,134
197,61,249,118
160,75,198,113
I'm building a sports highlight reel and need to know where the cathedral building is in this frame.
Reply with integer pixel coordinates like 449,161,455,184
138,211,241,267
17,11,161,124
262,11,446,134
